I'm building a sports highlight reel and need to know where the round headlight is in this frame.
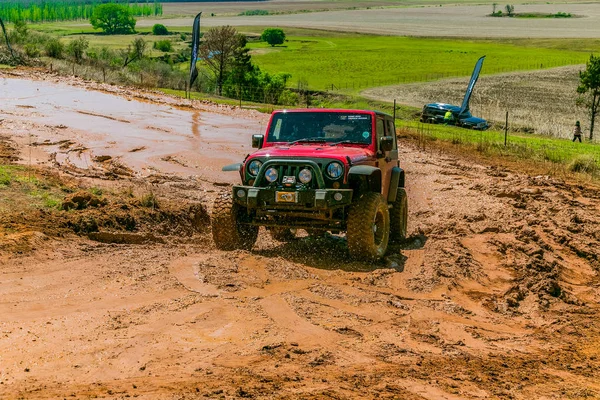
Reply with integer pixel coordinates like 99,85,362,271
247,160,262,176
327,162,344,179
265,167,278,183
298,168,312,184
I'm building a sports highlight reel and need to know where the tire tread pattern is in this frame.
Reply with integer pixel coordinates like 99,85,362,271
212,192,258,250
347,192,390,260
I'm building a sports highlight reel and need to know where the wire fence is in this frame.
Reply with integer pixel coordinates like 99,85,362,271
396,117,600,180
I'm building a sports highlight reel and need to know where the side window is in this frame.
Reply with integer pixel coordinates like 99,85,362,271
376,117,385,142
385,119,395,137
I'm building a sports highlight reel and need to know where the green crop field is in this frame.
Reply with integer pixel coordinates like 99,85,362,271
241,28,594,92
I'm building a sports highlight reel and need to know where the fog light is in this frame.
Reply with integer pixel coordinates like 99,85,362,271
332,182,341,189
334,192,343,201
237,189,246,198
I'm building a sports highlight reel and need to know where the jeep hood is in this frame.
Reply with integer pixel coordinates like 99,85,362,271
248,144,374,165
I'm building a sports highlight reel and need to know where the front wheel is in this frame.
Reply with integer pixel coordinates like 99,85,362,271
390,188,408,242
346,193,390,260
211,192,258,251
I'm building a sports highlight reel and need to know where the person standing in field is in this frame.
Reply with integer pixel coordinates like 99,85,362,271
444,110,454,125
572,121,582,142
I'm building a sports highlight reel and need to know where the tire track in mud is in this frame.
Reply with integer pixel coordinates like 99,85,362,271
3,144,600,399
2,75,600,398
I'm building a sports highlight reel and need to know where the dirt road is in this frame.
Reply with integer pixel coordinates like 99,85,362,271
1,71,600,399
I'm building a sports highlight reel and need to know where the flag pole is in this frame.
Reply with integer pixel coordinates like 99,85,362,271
188,12,202,99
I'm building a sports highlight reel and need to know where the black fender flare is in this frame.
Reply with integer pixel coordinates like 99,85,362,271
387,167,405,203
348,165,381,194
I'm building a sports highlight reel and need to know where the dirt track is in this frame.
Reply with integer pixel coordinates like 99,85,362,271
1,71,600,399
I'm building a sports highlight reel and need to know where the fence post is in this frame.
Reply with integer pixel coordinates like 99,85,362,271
504,111,509,146
102,67,106,83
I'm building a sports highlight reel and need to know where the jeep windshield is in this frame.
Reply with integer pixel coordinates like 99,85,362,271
266,111,372,145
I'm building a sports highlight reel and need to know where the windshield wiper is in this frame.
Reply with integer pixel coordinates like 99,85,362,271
329,140,366,146
287,137,327,145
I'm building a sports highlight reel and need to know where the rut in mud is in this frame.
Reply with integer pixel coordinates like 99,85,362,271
1,71,600,399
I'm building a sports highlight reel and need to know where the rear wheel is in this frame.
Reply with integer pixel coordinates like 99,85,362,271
390,188,408,242
346,193,390,260
212,192,258,251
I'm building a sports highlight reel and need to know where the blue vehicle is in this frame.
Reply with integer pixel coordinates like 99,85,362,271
420,56,489,131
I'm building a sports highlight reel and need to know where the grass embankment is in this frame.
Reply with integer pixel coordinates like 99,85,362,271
399,121,600,179
0,165,64,211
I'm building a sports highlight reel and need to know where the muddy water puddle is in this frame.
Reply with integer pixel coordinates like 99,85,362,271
0,77,261,180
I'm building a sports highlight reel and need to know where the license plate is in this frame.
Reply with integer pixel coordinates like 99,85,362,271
275,191,298,203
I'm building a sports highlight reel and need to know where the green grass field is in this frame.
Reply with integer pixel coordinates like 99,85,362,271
25,22,598,94
241,28,595,91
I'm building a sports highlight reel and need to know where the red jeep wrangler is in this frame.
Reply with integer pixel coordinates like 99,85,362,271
212,109,407,260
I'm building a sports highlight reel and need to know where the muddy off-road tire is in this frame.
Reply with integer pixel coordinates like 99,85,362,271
346,192,390,260
390,188,408,242
269,228,296,242
211,192,258,251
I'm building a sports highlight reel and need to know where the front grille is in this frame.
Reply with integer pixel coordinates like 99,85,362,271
272,164,318,189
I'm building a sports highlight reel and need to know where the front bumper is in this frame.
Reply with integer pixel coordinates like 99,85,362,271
232,186,353,211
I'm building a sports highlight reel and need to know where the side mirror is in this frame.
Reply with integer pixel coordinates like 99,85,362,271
252,134,264,149
380,136,394,152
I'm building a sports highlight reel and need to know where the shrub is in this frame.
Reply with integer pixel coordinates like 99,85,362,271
239,10,269,16
278,90,299,106
140,192,159,208
552,12,571,18
66,37,89,64
24,43,40,58
153,39,172,52
569,155,599,174
152,23,169,35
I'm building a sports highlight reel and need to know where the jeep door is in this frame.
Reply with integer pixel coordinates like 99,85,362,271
377,115,398,200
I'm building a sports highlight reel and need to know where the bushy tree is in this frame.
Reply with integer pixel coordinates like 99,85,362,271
199,26,244,95
152,24,169,36
132,37,147,60
505,4,515,16
223,36,292,105
577,54,600,140
261,28,285,47
67,37,89,64
45,37,64,58
9,19,28,44
90,4,136,35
